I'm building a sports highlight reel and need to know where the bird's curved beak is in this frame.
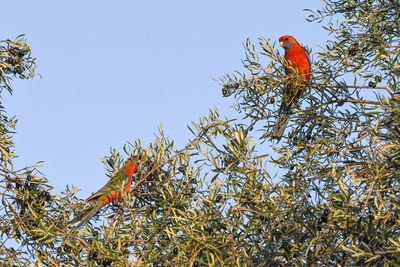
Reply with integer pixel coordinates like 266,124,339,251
280,41,284,47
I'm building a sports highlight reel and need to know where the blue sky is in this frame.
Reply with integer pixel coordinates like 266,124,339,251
2,1,327,197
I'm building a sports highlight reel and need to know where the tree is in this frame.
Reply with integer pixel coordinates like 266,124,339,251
1,0,400,266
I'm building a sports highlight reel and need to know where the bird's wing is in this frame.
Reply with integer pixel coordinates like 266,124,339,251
86,168,127,203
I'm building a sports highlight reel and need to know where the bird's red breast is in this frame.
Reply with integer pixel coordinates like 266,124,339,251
279,35,310,81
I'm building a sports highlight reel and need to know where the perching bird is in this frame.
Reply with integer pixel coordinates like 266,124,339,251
271,35,310,140
69,157,138,229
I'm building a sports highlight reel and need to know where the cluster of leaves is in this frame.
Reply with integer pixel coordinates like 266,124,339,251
2,0,400,266
0,169,55,264
0,35,36,94
0,35,37,165
307,0,400,85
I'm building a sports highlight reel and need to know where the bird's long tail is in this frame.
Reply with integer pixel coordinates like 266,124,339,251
69,201,104,229
271,101,294,141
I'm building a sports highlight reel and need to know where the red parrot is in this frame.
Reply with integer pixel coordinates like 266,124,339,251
69,157,138,229
271,35,310,140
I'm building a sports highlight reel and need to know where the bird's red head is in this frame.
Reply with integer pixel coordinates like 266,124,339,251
279,35,298,50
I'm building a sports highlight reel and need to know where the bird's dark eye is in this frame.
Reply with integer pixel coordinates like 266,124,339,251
285,37,289,41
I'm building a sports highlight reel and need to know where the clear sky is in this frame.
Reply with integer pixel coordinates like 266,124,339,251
1,1,327,198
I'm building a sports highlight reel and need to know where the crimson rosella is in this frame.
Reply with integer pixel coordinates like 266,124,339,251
69,157,138,228
271,35,310,140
